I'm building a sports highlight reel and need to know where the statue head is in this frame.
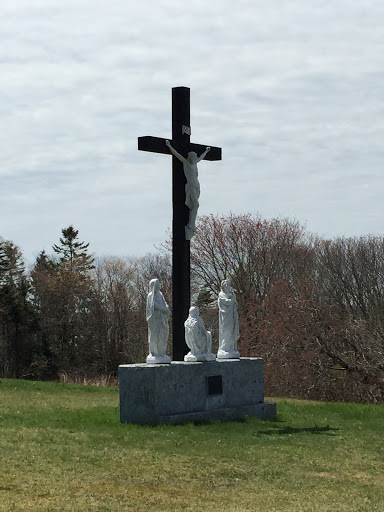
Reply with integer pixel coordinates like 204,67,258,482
189,306,200,318
149,278,160,293
187,151,197,163
221,279,231,294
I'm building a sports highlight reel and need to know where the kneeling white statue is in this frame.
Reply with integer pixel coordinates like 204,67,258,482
184,306,216,362
146,279,171,364
217,280,240,359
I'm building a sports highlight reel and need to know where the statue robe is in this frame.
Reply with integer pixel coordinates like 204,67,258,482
218,291,239,352
146,282,169,356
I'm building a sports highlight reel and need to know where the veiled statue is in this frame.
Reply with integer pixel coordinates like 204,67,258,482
184,306,216,362
146,279,171,364
217,280,240,359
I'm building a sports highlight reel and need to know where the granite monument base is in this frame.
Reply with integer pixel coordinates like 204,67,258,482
119,357,276,425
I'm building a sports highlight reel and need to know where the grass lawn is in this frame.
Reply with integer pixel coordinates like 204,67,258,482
0,379,383,511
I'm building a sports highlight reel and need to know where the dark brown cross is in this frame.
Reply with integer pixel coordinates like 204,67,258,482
138,86,222,360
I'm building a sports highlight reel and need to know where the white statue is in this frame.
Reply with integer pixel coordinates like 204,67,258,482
146,279,171,364
165,140,210,240
217,280,240,359
184,306,216,362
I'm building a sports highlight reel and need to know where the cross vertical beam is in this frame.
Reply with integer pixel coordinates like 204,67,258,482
138,87,222,361
171,87,190,360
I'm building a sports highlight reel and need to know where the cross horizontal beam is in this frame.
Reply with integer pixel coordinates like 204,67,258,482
138,136,222,161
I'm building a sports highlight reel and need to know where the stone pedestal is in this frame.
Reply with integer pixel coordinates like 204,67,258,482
119,357,276,425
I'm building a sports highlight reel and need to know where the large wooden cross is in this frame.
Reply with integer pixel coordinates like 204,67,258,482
138,86,222,360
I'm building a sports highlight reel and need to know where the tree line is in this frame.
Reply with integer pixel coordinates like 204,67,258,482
0,216,383,404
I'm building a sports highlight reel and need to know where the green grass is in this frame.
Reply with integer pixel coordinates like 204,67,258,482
0,379,383,511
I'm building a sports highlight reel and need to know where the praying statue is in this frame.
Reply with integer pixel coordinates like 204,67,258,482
184,306,216,362
165,140,210,240
146,279,171,364
217,280,240,359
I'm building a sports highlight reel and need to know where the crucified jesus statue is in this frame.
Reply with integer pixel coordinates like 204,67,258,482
165,139,210,240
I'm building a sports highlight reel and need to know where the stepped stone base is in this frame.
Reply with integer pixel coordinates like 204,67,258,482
119,357,276,425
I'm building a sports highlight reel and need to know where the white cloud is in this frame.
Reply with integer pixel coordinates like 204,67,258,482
0,0,384,262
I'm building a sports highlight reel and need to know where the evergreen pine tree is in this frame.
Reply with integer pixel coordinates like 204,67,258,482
53,225,95,272
45,226,96,372
35,250,56,271
0,239,26,287
0,238,38,378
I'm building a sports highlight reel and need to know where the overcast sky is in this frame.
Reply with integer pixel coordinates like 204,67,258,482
1,0,383,264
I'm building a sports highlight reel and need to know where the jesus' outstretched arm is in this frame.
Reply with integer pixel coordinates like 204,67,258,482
196,146,210,163
165,140,186,164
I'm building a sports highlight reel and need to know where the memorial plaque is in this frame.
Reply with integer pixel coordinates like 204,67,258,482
207,375,223,396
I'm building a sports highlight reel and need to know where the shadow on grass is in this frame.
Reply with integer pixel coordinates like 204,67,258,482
256,424,339,436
